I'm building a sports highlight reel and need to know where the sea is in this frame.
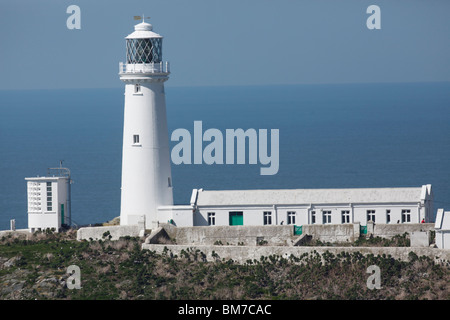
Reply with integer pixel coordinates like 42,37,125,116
1,82,449,230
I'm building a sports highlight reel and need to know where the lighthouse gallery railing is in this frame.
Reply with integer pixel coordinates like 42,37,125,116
119,61,170,74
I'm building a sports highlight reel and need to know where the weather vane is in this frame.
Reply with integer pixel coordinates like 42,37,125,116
134,15,150,22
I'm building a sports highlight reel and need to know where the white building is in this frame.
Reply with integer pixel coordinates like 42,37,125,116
119,19,173,229
435,209,450,249
25,175,71,232
159,185,433,228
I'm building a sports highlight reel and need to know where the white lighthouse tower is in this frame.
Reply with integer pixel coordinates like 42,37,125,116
119,19,173,229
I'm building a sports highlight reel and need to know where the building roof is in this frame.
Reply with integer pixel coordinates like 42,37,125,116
435,209,450,230
25,176,67,181
194,185,431,207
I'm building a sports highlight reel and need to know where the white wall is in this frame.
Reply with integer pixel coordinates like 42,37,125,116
436,231,450,249
28,212,59,232
195,202,425,227
120,80,173,229
158,205,194,227
435,209,450,249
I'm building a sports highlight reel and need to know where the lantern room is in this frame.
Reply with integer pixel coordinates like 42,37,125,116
125,21,163,64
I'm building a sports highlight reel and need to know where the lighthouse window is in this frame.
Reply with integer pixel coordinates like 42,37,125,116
134,84,141,93
133,135,140,144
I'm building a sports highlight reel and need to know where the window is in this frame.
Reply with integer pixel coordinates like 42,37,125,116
168,177,172,188
134,84,141,93
287,211,296,225
46,182,52,211
401,209,411,223
367,210,376,222
341,210,350,224
323,211,331,224
263,211,272,225
133,134,140,144
386,210,391,223
208,212,215,226
311,211,316,224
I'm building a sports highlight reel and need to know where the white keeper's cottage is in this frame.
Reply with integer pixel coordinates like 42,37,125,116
193,185,433,227
157,185,433,228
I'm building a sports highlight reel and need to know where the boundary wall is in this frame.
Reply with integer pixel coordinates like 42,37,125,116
141,243,450,264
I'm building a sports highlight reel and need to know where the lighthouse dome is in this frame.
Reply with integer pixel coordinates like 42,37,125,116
135,22,152,31
126,21,162,39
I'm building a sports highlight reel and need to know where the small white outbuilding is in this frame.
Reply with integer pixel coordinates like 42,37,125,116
25,174,71,233
435,208,450,249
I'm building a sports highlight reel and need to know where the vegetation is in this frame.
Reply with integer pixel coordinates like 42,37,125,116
0,231,449,300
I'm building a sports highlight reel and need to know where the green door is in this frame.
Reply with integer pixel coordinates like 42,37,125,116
229,212,243,226
61,204,65,225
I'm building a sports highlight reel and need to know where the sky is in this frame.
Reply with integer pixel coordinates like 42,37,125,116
0,0,449,90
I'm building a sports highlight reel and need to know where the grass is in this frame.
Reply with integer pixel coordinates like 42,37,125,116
0,230,449,300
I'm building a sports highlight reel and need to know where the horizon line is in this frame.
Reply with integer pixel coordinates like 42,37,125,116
1,80,450,92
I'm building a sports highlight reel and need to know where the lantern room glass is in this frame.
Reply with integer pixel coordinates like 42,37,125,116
126,38,162,64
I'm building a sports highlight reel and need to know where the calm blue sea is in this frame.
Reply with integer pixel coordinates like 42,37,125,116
1,82,450,230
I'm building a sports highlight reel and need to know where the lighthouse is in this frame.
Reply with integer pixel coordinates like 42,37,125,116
119,19,173,229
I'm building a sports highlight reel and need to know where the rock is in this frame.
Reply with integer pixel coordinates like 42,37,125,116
4,256,21,268
103,216,120,226
0,280,25,295
37,277,58,287
0,269,31,298
0,257,7,269
32,276,62,299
